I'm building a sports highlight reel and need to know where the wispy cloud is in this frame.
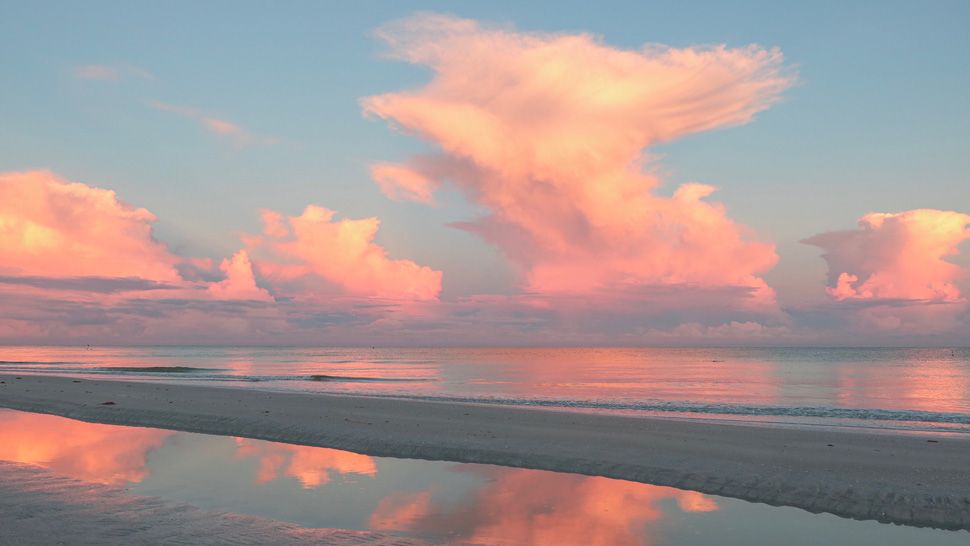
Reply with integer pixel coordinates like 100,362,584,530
72,64,155,81
0,275,178,294
148,100,276,145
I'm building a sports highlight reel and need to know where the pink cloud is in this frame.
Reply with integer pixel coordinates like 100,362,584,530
0,170,180,282
362,14,792,304
248,205,442,301
73,64,155,81
370,163,439,204
207,250,273,302
73,64,120,81
797,209,970,339
0,169,446,343
149,101,272,145
202,118,246,137
804,209,970,302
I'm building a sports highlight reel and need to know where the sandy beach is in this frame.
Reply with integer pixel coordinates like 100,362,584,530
1,373,969,531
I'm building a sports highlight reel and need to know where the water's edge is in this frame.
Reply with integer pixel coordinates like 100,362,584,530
2,374,968,532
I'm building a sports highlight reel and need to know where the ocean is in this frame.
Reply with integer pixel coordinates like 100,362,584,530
2,346,968,433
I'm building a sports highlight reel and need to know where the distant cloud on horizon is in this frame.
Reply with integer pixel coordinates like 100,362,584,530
801,209,970,336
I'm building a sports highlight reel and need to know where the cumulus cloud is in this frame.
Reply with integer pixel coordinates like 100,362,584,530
362,14,793,304
795,209,970,340
0,170,443,344
804,209,970,302
0,170,180,281
247,205,442,301
207,250,273,302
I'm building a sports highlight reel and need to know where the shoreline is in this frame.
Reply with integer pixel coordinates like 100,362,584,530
2,373,969,530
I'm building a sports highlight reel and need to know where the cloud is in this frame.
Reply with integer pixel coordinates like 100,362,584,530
248,206,442,301
148,101,274,145
795,209,970,340
207,250,273,302
647,320,793,343
363,14,792,306
804,209,970,302
72,64,155,81
0,170,445,344
370,163,439,204
0,275,178,293
0,170,181,282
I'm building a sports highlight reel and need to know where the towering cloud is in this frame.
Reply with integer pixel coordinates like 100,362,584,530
805,209,970,302
248,206,442,301
207,250,273,302
363,14,793,302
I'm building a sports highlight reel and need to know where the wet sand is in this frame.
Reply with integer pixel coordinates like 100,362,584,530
1,373,969,530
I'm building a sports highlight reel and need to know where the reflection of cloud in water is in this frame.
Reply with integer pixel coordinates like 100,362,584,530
233,438,377,488
0,411,171,485
838,354,970,413
369,467,717,546
369,491,434,530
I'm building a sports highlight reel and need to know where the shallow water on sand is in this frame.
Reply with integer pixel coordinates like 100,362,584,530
2,346,969,432
0,408,966,545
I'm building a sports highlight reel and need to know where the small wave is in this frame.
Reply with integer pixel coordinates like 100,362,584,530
0,360,83,365
306,374,428,383
97,366,217,374
355,394,970,426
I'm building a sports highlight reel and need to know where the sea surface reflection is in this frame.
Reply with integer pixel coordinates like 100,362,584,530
0,409,965,545
3,346,970,432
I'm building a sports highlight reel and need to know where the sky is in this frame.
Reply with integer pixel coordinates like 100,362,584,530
1,0,969,345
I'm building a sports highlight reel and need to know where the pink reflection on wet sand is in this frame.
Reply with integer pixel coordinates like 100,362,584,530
0,411,172,484
233,438,377,488
370,466,717,546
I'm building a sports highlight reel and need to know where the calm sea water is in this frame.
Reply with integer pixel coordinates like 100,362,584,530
2,346,969,432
